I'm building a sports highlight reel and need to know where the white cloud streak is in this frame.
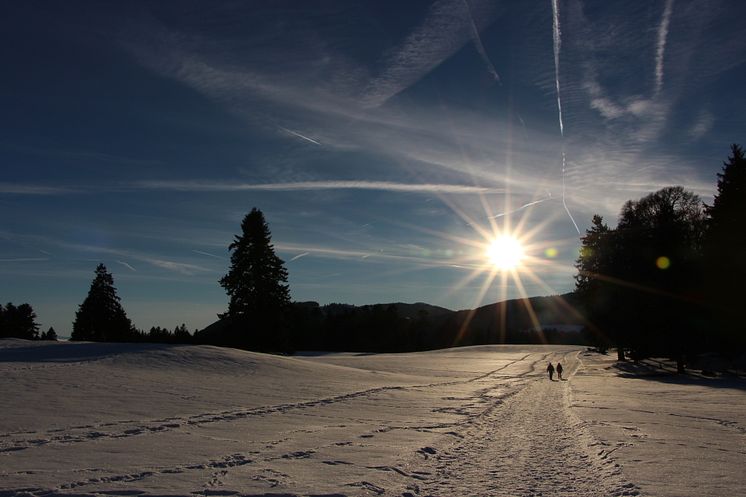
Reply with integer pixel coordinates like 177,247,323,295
288,252,310,262
192,249,225,260
550,0,579,234
278,126,322,146
0,183,78,195
115,260,137,272
0,257,50,262
361,0,495,107
490,194,553,219
462,0,500,83
137,180,506,195
688,110,714,140
655,0,675,94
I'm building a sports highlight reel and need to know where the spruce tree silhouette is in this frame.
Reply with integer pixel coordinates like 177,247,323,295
576,188,705,368
0,302,40,339
41,326,58,341
575,215,622,358
72,264,134,342
705,144,746,352
219,208,290,349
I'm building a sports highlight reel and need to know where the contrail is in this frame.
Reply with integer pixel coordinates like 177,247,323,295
489,194,553,219
551,0,580,234
139,179,506,195
279,126,322,146
0,257,49,262
191,249,225,260
115,260,137,272
288,252,310,262
654,0,674,94
462,0,501,83
551,0,564,138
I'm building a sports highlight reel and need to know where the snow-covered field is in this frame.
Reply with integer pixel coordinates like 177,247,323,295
1,339,744,497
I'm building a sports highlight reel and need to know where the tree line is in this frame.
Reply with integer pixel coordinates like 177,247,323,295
0,266,194,344
575,144,745,370
0,303,56,340
4,145,743,369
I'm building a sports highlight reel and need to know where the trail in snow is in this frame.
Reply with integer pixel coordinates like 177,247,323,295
415,350,639,497
7,342,745,496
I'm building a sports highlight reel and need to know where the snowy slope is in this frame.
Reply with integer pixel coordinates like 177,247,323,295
1,339,744,496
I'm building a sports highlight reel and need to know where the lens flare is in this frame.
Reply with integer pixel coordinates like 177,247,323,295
656,256,671,269
486,236,525,270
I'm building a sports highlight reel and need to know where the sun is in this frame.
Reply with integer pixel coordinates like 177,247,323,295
486,235,525,270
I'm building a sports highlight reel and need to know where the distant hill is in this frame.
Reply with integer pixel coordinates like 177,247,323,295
198,294,588,351
443,293,587,345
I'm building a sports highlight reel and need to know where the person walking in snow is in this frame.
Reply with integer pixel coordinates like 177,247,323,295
556,362,563,380
547,362,555,380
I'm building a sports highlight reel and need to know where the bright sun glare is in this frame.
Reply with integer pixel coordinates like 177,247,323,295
486,236,525,270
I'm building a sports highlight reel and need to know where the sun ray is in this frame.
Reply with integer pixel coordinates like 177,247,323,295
509,268,546,343
453,266,499,346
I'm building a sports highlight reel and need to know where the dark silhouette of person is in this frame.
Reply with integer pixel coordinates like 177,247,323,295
547,362,555,380
556,362,563,380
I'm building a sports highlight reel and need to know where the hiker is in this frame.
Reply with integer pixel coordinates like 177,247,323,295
547,362,555,380
556,362,563,380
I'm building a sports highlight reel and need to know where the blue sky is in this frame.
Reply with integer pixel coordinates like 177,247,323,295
2,1,745,335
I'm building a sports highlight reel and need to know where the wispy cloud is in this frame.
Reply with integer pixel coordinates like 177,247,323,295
1,231,213,276
0,183,78,195
0,257,50,262
462,0,500,83
288,252,310,262
654,0,675,94
361,0,497,107
192,249,225,260
115,260,137,272
490,194,553,219
688,110,714,140
145,258,209,275
137,179,506,195
278,126,322,146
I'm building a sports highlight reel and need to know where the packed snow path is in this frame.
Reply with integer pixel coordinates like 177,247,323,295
2,341,744,496
416,351,638,496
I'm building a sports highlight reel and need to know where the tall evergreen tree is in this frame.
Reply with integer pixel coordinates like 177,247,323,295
41,326,58,341
575,215,623,358
576,188,706,369
0,302,40,339
72,264,134,341
704,144,746,351
616,187,706,369
219,208,290,348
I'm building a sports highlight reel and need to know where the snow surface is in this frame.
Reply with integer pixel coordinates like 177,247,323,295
1,339,744,496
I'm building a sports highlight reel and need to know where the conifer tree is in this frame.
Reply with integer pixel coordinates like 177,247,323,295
72,264,134,341
0,302,40,339
219,208,290,348
41,326,57,340
705,144,746,351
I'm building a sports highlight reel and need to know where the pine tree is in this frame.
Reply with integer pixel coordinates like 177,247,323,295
575,215,622,358
704,144,746,351
41,326,58,340
72,264,134,342
219,208,290,348
0,302,40,339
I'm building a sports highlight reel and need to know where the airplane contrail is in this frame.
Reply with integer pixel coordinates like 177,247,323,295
115,260,137,272
654,0,674,94
288,252,310,262
551,0,580,234
191,249,225,260
489,194,553,219
462,0,501,83
279,126,322,146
